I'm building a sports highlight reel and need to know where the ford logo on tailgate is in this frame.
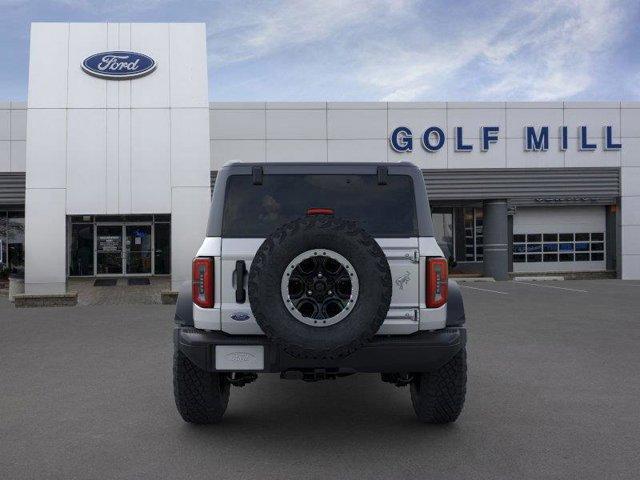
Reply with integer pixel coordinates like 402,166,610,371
82,51,156,79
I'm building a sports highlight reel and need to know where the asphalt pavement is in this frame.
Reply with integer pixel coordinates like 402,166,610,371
1,279,639,479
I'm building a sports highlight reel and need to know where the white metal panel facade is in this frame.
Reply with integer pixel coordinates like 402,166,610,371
0,102,26,173
24,22,211,293
208,101,640,279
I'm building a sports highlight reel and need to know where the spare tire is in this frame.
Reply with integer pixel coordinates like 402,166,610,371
248,215,392,359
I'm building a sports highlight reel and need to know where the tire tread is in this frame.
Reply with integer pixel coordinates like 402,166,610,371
173,350,230,424
410,348,467,424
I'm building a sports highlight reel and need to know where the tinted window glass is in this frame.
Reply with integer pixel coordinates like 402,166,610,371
222,174,418,237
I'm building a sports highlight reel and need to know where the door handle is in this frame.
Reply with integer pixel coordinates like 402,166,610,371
235,260,247,303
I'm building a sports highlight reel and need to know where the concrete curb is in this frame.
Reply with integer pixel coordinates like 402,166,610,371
14,292,78,308
161,291,178,305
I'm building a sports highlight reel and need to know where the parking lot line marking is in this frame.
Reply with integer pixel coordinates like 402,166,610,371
459,285,508,295
514,281,588,293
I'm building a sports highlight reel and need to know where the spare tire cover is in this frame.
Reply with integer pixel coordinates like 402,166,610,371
248,215,392,359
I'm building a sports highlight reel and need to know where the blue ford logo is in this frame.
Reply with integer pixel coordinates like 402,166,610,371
82,51,156,80
230,313,251,322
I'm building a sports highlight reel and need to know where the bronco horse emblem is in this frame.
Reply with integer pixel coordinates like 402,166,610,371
395,271,411,290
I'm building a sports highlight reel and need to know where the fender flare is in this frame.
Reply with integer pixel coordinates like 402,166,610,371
446,279,465,327
174,281,194,327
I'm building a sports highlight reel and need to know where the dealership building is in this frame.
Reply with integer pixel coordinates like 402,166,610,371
1,22,640,296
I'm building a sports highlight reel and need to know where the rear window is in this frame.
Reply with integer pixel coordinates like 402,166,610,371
222,174,418,237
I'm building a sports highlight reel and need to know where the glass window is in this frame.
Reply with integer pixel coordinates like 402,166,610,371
96,215,125,223
464,209,474,261
559,243,573,252
154,223,171,274
7,212,25,274
513,244,526,253
70,215,94,223
432,210,454,262
514,254,526,263
513,231,606,266
462,207,483,262
223,174,418,237
69,224,94,276
125,226,152,275
0,212,7,275
527,254,542,262
154,214,171,223
513,234,525,243
96,225,123,275
475,208,484,262
575,242,589,251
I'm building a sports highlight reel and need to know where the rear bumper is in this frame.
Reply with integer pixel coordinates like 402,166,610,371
175,327,466,374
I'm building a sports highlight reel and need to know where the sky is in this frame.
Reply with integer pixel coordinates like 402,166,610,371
1,0,639,102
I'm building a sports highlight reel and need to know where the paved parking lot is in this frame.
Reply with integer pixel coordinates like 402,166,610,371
1,279,639,479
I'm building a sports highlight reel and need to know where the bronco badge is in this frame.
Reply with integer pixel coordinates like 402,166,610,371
395,271,411,290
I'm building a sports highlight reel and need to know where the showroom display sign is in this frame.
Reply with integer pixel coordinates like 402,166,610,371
98,236,121,252
82,51,156,79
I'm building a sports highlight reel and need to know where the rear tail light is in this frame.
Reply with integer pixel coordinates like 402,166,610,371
192,257,214,308
426,257,448,308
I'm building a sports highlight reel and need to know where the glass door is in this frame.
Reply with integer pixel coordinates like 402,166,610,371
125,225,152,275
96,225,123,275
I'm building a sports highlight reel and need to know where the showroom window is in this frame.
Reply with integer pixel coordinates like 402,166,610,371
463,208,483,262
431,208,454,261
0,211,25,276
513,232,605,263
68,214,171,277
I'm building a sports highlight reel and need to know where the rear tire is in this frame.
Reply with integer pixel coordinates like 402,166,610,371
410,348,467,424
173,350,230,424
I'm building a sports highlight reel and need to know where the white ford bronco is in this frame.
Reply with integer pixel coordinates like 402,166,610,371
173,162,467,424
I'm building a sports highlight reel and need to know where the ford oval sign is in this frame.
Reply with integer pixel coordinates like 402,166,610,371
82,51,156,80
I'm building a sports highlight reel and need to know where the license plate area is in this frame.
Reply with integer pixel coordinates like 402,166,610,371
215,345,264,371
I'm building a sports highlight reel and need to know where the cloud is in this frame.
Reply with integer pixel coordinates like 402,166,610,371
207,0,634,101
360,0,628,101
207,0,413,66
